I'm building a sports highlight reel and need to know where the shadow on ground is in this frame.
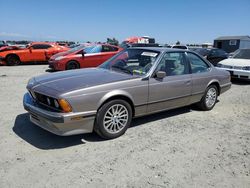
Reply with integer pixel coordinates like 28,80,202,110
13,107,192,150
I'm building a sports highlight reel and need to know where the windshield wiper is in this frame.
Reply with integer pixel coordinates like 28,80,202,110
111,65,133,75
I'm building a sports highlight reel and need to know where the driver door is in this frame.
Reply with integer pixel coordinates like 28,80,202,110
148,52,192,113
29,44,49,61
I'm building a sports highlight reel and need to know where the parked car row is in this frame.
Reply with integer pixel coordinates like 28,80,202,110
1,39,249,82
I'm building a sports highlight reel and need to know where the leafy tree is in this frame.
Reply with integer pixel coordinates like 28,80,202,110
107,38,119,46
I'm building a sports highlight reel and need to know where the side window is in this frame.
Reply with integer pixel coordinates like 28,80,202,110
31,44,51,49
187,53,209,73
156,52,189,76
31,44,41,49
102,45,118,52
84,45,102,54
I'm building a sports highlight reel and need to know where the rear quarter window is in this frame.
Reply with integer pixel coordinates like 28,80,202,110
187,53,210,74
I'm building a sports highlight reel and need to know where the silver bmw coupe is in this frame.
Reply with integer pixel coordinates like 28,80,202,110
23,47,231,139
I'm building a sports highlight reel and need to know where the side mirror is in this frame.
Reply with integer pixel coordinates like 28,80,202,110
156,71,166,79
29,47,33,52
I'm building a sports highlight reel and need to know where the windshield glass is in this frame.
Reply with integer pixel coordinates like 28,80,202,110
67,44,88,53
99,49,160,75
233,49,250,59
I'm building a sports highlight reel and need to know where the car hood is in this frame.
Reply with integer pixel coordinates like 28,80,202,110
50,51,72,60
219,58,250,66
33,68,137,93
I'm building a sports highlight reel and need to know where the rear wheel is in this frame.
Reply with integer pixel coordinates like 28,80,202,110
66,61,80,70
94,99,132,139
6,55,21,66
198,85,218,111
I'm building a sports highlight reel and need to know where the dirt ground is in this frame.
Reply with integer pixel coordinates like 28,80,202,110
0,65,249,188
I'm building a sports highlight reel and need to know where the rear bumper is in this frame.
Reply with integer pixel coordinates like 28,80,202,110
23,92,96,136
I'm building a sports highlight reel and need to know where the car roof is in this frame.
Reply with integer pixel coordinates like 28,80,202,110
30,42,57,46
129,47,190,53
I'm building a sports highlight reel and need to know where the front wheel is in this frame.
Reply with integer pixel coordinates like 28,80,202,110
6,55,21,66
94,99,132,139
198,85,218,111
66,61,80,70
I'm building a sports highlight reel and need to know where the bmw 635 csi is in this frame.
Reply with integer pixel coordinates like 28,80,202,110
23,47,231,139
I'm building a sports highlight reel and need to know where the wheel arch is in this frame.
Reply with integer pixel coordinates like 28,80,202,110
97,90,135,117
66,60,80,69
207,80,221,95
6,53,20,61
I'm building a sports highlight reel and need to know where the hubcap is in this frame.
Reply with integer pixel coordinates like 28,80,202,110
69,63,77,69
205,88,217,108
103,104,129,134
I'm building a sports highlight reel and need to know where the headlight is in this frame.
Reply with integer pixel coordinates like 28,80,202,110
55,56,65,61
54,99,59,108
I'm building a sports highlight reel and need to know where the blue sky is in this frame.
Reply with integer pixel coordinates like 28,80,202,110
0,0,250,44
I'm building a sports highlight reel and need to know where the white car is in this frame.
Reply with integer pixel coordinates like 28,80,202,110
217,49,250,80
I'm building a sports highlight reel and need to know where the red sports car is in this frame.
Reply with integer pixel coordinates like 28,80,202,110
0,42,69,66
48,43,122,71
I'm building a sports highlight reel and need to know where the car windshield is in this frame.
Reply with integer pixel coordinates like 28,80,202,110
66,44,102,54
67,44,88,53
232,49,250,59
99,49,160,75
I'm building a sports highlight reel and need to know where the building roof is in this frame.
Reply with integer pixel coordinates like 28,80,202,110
215,35,250,41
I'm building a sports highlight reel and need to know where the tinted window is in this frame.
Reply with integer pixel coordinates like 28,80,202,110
31,44,52,49
233,49,250,59
102,45,118,52
194,48,209,56
187,53,209,73
156,52,189,76
209,49,227,56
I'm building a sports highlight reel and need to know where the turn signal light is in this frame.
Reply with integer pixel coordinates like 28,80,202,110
58,99,72,113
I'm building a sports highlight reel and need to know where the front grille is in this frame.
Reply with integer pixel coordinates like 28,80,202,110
233,66,243,70
222,65,233,69
33,92,62,112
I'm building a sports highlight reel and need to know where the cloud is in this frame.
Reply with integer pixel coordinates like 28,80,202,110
0,32,30,38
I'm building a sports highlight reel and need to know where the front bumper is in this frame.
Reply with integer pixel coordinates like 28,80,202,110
0,56,6,65
23,92,96,136
48,60,64,71
219,68,250,80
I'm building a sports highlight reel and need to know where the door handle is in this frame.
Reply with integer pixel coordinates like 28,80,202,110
185,80,191,85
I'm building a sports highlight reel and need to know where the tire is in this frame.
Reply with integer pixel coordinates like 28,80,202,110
94,99,132,139
66,61,80,70
198,85,218,111
6,55,21,66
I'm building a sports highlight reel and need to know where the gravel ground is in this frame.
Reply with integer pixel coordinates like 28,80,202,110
0,65,249,188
